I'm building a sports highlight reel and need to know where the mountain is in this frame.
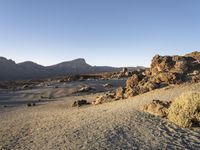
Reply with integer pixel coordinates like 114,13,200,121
0,57,144,81
47,58,92,75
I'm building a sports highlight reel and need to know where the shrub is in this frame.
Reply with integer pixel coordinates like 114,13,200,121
167,92,200,127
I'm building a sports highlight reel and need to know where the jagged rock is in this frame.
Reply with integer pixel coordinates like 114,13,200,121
185,51,200,62
126,74,144,88
150,54,198,75
124,87,139,98
124,52,200,98
151,55,174,75
140,100,172,117
143,69,151,77
174,59,188,73
142,82,159,91
191,74,200,83
92,96,104,105
152,72,182,84
71,100,89,107
92,92,116,105
115,87,125,99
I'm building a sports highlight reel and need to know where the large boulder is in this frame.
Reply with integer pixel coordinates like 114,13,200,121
150,55,174,75
126,74,140,88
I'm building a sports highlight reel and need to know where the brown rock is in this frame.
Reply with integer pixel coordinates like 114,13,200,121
174,58,188,73
156,72,182,84
140,100,172,117
124,87,139,98
72,100,89,107
126,74,143,88
92,92,116,105
151,55,174,75
185,51,200,62
124,52,200,99
116,87,125,99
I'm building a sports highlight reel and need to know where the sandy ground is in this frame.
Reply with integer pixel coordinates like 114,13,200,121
0,82,200,150
0,79,126,107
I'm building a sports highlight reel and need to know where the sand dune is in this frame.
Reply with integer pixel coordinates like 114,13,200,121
0,82,200,149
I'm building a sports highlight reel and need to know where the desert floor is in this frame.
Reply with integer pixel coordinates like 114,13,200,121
0,80,200,150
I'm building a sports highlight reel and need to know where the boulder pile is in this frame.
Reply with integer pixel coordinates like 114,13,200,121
120,51,200,98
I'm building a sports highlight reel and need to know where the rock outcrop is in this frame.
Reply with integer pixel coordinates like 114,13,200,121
92,92,116,105
121,51,200,98
185,51,200,62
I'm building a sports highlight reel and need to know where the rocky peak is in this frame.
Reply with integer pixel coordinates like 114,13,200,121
53,58,91,69
0,57,16,65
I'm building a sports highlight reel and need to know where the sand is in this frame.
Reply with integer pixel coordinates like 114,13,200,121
0,82,200,150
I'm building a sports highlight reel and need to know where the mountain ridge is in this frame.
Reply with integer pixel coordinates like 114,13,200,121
0,57,144,81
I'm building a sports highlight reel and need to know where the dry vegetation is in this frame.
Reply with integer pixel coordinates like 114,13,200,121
168,92,200,127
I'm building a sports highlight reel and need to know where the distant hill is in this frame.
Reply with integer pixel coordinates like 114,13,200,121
0,57,144,81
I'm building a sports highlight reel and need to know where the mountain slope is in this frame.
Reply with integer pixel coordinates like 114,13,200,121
0,57,143,81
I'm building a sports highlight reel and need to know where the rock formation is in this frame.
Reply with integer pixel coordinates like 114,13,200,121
140,100,171,118
121,51,200,98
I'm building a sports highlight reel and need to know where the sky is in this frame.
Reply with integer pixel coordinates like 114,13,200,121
0,0,200,67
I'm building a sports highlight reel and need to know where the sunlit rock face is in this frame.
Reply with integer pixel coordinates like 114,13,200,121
123,51,200,98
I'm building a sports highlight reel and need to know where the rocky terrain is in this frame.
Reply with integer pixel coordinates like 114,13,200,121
121,51,200,98
0,82,200,150
0,51,200,150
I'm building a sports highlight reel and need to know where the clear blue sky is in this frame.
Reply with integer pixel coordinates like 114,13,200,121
0,0,200,67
